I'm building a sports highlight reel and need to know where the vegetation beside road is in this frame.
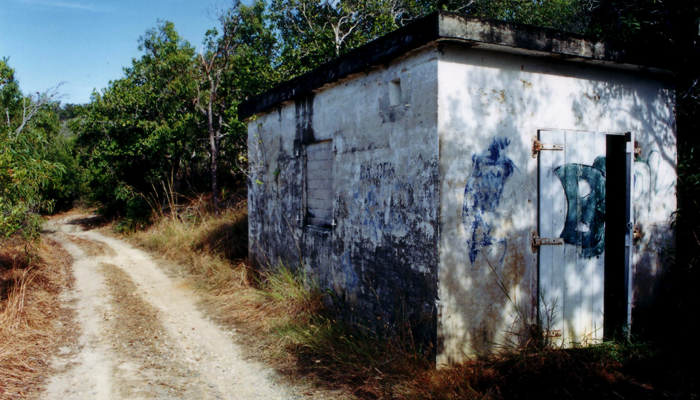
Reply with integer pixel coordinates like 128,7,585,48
1,0,699,398
0,234,74,398
118,195,697,399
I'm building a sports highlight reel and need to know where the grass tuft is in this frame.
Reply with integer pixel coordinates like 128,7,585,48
119,194,696,399
0,237,74,399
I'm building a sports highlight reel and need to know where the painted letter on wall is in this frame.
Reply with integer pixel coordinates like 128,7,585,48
554,156,606,258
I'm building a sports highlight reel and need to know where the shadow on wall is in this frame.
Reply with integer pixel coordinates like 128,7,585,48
248,125,305,269
572,75,676,339
440,61,537,359
438,48,675,360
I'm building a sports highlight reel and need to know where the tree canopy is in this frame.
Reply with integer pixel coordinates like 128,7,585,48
4,0,699,240
0,58,65,239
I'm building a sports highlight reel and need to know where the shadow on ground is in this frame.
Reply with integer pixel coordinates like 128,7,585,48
66,215,109,231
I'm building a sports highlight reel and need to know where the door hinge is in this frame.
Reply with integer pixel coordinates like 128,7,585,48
532,230,564,252
532,139,564,158
544,329,563,338
634,140,642,159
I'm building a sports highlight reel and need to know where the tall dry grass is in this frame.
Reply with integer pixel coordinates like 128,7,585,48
129,191,252,292
0,238,73,399
119,194,694,399
119,194,436,396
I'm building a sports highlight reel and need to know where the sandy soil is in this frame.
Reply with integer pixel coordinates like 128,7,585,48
40,215,305,400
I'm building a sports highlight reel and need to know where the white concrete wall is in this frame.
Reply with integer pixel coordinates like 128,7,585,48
436,44,676,364
248,46,441,339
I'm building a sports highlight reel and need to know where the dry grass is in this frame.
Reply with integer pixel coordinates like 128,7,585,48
126,196,252,292
118,196,435,397
118,196,696,400
0,237,74,399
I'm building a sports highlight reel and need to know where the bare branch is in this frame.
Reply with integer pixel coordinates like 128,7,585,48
13,83,63,139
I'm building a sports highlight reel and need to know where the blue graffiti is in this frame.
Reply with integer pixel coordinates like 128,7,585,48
340,250,360,290
357,183,412,242
555,157,606,258
462,138,517,266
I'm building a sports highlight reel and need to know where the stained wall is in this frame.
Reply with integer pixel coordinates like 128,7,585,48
437,44,676,364
248,46,441,340
247,40,676,365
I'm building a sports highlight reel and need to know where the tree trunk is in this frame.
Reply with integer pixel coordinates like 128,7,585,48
172,155,182,197
210,127,220,215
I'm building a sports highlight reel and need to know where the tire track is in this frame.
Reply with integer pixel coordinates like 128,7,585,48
42,216,301,400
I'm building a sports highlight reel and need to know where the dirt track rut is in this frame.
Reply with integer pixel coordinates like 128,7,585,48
41,215,302,400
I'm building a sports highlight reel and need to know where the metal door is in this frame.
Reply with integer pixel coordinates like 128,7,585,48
537,130,609,345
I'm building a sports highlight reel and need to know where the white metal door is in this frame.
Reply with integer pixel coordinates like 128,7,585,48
538,130,607,345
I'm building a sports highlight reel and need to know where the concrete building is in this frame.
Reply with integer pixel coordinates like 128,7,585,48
239,12,677,364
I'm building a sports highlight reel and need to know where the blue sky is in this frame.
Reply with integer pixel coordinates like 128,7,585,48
1,0,227,104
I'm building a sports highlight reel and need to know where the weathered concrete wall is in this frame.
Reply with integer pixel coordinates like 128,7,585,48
248,46,440,341
436,44,676,363
248,37,676,365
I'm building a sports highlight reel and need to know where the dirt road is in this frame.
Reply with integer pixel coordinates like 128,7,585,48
41,215,303,400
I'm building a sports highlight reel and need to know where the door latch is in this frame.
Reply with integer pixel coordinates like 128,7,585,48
633,225,642,243
532,230,564,252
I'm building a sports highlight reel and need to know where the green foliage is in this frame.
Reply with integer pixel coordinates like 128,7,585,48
472,0,590,31
0,59,65,240
270,0,407,78
76,22,201,220
75,5,279,220
40,134,84,212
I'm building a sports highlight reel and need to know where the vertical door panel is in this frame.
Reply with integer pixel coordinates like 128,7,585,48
539,130,606,345
538,130,566,344
590,133,606,341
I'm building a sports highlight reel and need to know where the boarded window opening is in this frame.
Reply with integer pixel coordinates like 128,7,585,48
389,79,401,106
306,140,333,228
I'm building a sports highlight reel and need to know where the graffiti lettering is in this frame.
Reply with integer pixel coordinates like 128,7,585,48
554,157,606,258
462,138,516,266
352,181,414,242
633,150,660,201
360,163,396,180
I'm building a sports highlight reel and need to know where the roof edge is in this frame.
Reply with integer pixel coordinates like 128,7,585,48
239,11,675,120
238,12,441,120
436,12,673,71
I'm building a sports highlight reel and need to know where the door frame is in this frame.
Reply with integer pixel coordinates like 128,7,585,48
535,129,634,343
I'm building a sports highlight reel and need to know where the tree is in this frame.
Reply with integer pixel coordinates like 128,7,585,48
195,1,279,214
76,22,202,223
74,7,280,221
270,0,410,78
0,58,64,239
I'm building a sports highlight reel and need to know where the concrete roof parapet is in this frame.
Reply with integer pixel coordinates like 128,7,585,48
239,11,676,120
